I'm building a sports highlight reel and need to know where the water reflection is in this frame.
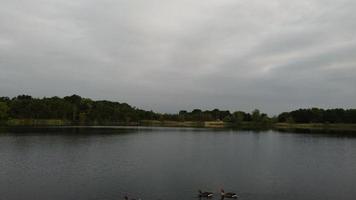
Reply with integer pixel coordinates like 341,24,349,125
0,127,355,200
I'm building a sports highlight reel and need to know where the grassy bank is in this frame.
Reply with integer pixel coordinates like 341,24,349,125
274,123,356,131
4,119,70,126
140,120,205,127
1,119,140,126
142,121,356,131
2,119,356,132
141,120,273,129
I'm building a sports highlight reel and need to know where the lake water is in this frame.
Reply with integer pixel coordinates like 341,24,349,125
0,127,356,200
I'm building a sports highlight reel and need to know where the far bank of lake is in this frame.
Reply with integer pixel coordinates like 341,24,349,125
2,119,356,132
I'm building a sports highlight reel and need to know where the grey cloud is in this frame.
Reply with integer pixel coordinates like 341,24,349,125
0,0,356,115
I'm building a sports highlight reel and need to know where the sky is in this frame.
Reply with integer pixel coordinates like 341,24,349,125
1,0,356,115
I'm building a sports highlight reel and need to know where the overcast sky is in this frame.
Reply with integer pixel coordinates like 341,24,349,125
1,0,356,115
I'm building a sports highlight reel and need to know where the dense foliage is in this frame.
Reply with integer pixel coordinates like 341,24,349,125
1,95,355,124
0,95,159,123
0,95,269,124
173,109,270,123
277,108,356,123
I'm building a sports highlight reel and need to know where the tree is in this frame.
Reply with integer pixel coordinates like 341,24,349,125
278,112,290,122
252,109,261,122
232,111,245,123
178,110,187,121
310,108,323,123
0,102,9,120
2,94,356,125
223,115,232,122
192,109,203,121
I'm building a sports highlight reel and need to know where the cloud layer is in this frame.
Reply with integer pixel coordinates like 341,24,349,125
1,0,356,114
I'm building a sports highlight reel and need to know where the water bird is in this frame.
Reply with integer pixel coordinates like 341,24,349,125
220,189,238,199
198,190,214,198
124,195,141,200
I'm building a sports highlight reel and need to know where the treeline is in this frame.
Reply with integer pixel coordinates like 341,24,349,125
278,108,356,123
0,95,160,123
0,95,270,124
161,109,270,123
1,95,356,124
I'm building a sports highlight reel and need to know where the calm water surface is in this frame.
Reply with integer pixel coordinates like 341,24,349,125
0,127,356,200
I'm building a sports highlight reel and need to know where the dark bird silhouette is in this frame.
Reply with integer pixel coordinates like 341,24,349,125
124,195,141,200
220,189,238,198
199,190,214,198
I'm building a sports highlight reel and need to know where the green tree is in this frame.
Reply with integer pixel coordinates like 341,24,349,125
233,111,245,123
252,109,261,122
223,115,232,122
0,102,9,120
178,110,187,121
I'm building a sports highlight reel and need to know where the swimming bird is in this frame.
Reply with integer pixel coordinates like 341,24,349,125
220,189,238,198
124,195,141,200
198,190,214,198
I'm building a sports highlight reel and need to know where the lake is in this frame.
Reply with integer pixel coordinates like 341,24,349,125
0,127,356,200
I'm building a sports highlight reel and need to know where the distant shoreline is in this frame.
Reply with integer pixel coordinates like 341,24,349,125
2,119,356,132
2,95,356,127
273,122,356,131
